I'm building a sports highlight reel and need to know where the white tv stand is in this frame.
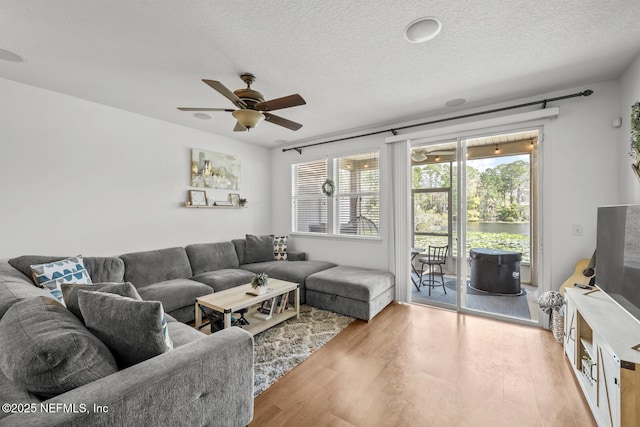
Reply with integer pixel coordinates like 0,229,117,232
564,288,640,426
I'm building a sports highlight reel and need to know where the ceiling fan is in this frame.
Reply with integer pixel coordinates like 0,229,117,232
411,148,455,162
178,73,306,132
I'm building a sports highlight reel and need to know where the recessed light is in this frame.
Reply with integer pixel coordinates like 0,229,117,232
404,17,442,43
446,98,466,107
193,113,212,120
0,48,24,63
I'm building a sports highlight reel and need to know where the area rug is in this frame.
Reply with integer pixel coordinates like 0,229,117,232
411,275,531,320
253,304,354,396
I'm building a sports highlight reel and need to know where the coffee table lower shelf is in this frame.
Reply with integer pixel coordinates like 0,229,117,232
241,305,298,335
194,280,300,336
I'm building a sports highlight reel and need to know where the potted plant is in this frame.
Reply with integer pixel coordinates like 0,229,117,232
238,198,247,207
251,273,269,295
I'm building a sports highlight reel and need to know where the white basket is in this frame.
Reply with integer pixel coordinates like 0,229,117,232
551,309,564,344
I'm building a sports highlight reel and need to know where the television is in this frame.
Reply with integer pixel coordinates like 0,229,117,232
596,204,640,322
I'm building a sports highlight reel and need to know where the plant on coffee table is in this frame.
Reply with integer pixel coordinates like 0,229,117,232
251,273,269,295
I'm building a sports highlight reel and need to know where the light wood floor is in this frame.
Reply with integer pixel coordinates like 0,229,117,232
250,302,596,427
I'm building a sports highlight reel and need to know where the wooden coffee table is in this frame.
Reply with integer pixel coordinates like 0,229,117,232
194,279,299,336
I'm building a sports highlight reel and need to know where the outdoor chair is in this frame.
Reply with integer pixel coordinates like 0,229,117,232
418,245,449,295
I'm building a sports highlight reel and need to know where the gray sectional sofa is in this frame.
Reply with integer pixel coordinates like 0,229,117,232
0,235,395,426
114,239,336,322
0,259,254,427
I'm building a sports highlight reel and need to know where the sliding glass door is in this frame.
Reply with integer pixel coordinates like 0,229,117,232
410,141,457,309
410,129,539,323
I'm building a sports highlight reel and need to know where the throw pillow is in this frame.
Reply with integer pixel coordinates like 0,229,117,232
61,282,141,323
244,234,276,264
78,291,173,368
274,235,288,261
30,256,92,305
0,296,117,399
0,279,57,320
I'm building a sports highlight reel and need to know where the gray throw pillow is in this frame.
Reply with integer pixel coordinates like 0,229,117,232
61,282,141,323
78,291,173,368
0,296,117,399
244,234,275,264
0,279,56,320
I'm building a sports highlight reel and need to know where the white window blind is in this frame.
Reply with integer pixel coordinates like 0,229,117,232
334,151,379,236
292,152,380,237
291,159,328,234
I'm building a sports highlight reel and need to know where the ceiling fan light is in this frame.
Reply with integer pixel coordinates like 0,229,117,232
411,151,427,162
232,109,265,130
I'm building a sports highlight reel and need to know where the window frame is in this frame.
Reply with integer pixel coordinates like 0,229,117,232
290,150,381,240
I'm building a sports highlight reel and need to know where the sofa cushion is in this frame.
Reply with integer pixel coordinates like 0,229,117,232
0,370,40,420
241,260,336,284
0,261,34,282
232,239,247,265
83,257,126,283
167,322,205,348
244,234,275,264
166,305,197,324
30,256,92,304
78,291,173,368
61,282,141,323
8,255,125,284
9,255,71,282
287,251,307,261
306,266,395,301
0,296,117,399
274,235,288,261
135,278,212,313
185,242,240,275
191,269,255,292
120,247,193,287
0,278,56,320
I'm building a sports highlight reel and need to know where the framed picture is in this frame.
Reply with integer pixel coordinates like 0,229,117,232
191,148,241,190
189,190,207,206
228,193,240,207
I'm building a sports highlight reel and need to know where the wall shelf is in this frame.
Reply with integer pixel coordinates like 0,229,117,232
184,205,244,209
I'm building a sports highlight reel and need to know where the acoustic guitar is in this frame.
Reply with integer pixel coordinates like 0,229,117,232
559,258,596,296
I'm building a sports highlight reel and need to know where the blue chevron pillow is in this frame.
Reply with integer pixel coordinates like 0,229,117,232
30,256,92,304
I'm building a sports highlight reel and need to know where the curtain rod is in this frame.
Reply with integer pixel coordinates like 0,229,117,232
282,89,593,154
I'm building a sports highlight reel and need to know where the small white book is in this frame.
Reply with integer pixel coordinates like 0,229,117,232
253,312,272,321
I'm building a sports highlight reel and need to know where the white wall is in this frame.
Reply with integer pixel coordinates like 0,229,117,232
619,52,640,203
271,80,623,291
542,81,622,289
0,78,271,258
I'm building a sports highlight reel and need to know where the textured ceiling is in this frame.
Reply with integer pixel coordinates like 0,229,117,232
1,1,639,147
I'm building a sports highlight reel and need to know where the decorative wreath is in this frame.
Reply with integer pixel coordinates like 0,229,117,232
321,179,335,197
631,102,640,160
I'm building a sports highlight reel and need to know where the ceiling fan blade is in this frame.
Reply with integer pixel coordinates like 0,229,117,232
177,107,235,112
234,121,247,132
263,113,303,131
255,94,306,112
202,79,247,109
428,150,455,155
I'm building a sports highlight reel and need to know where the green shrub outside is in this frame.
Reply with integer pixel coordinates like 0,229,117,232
414,231,530,263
